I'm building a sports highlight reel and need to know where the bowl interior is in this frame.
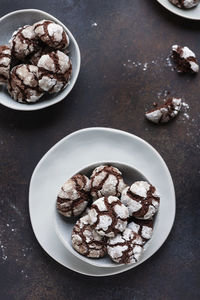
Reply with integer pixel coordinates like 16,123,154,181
54,161,158,268
0,9,80,111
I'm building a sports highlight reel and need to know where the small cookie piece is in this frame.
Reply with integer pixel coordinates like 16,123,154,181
37,50,72,93
169,0,199,9
71,215,107,258
34,20,69,50
128,219,153,244
145,97,182,124
90,165,126,200
88,196,129,238
8,64,44,103
57,174,90,217
121,181,160,220
172,45,199,73
10,25,39,60
107,228,143,264
0,45,11,83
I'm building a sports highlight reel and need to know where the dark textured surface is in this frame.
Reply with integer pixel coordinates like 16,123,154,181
0,1,200,299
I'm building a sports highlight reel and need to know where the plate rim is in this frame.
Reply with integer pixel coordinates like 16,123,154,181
0,8,81,111
156,0,200,20
29,127,176,276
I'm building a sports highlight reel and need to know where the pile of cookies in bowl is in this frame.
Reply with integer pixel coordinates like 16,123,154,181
0,19,71,104
55,163,160,266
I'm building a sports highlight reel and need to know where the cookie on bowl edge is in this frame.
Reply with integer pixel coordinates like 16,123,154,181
34,20,69,50
90,165,126,200
121,181,160,220
0,45,11,84
57,174,91,217
107,228,143,264
128,218,153,244
71,215,107,258
10,25,39,60
88,196,129,238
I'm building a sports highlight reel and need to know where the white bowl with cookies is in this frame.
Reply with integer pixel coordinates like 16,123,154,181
0,9,80,111
54,161,160,268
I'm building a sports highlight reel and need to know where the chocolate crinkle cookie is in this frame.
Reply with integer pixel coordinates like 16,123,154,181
37,50,72,93
128,218,153,244
121,181,160,220
34,20,69,50
10,25,39,60
88,196,129,238
57,174,91,217
0,45,11,83
145,97,182,124
71,215,107,258
7,64,44,103
90,165,126,200
107,228,143,264
169,0,200,8
172,45,199,73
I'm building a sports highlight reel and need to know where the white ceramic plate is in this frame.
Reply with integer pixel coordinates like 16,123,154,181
157,0,200,20
54,161,153,268
0,9,81,111
29,127,176,276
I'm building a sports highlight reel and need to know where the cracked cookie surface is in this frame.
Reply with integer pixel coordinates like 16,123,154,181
107,228,143,264
8,64,44,103
34,20,69,50
57,174,91,217
88,196,129,237
121,181,160,219
71,215,107,258
0,45,11,83
90,165,126,200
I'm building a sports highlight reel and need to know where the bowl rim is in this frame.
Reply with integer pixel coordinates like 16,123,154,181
0,8,81,111
54,159,154,268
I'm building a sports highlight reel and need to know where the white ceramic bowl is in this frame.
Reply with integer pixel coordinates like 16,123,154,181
157,0,200,20
54,161,158,268
0,9,81,111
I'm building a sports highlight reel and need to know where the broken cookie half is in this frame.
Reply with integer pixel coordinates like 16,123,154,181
145,97,182,124
172,45,199,73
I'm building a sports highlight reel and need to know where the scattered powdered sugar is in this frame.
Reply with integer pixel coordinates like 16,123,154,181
123,55,175,72
0,241,7,261
91,22,98,27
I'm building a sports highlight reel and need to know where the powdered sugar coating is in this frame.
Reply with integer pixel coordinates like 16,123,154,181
8,64,44,103
57,174,90,217
172,45,199,73
107,228,143,264
145,97,182,124
128,219,153,243
37,50,72,93
169,0,199,8
10,25,38,60
121,181,160,219
90,165,126,200
37,50,71,74
0,45,11,83
71,215,107,258
34,20,69,50
88,196,129,237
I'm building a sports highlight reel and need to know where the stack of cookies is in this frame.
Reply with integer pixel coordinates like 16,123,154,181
56,165,160,265
0,20,72,103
